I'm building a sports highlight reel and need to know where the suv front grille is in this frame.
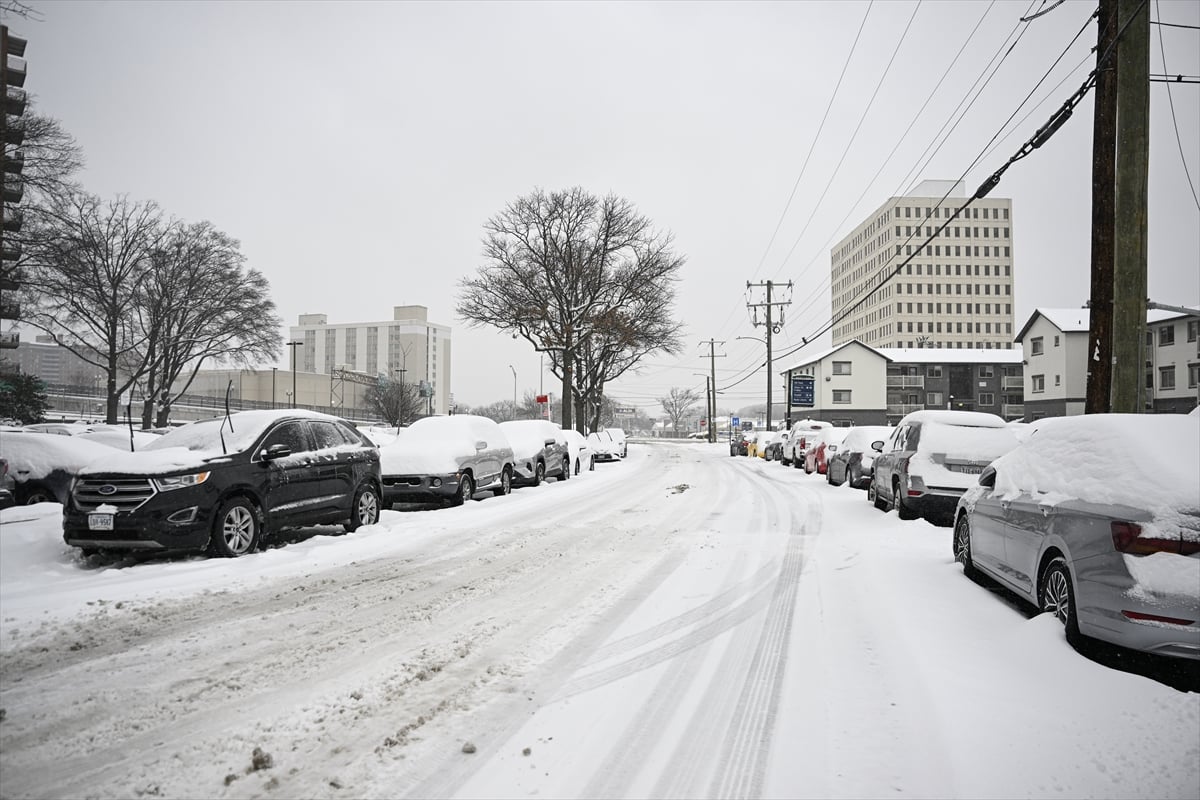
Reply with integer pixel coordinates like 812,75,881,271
74,477,156,511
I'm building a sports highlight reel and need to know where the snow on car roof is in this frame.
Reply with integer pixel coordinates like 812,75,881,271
991,413,1200,518
0,430,121,480
898,409,1007,428
841,426,892,451
500,420,563,459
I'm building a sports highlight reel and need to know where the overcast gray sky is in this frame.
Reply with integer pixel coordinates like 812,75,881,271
13,0,1199,412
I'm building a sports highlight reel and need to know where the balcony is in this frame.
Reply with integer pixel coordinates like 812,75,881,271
1002,376,1023,390
887,403,925,416
886,375,925,389
1002,404,1024,420
0,331,18,349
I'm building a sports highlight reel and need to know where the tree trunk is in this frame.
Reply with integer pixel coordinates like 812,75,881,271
561,344,574,432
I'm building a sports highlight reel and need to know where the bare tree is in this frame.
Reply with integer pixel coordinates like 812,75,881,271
457,187,685,433
365,376,424,428
19,192,166,422
130,221,282,427
11,107,82,201
659,387,700,437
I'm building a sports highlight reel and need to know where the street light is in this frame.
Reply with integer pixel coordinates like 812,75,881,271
271,367,277,409
508,364,517,413
286,340,303,409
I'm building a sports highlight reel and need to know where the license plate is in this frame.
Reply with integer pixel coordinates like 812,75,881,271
953,464,984,474
88,513,114,531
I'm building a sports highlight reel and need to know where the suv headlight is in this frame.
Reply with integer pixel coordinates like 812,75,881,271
154,472,211,492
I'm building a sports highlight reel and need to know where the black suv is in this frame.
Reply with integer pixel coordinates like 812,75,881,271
62,410,382,557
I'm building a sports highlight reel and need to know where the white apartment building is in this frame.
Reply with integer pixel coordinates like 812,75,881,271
289,305,452,414
830,180,1015,351
1015,307,1198,418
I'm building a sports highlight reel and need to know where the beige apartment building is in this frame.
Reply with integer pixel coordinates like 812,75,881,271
289,305,452,414
830,180,1016,351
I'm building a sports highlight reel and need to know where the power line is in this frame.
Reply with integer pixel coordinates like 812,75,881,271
1154,0,1200,211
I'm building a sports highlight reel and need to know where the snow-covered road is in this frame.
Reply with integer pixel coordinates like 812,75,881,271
1,440,1196,800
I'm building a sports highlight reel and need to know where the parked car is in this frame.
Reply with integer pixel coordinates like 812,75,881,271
805,427,848,474
826,425,892,488
0,430,119,505
746,431,769,459
605,428,628,458
588,430,621,462
762,429,789,462
61,410,382,558
499,419,571,486
562,428,595,475
782,419,832,467
379,415,515,507
953,413,1200,660
729,430,749,457
869,410,1019,524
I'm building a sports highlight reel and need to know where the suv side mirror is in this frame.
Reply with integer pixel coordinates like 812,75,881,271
871,440,884,452
475,440,488,451
979,465,997,488
261,443,291,460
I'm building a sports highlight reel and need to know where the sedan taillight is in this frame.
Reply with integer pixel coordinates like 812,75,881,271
1111,521,1184,555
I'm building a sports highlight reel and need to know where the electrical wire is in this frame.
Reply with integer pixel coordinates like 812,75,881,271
1154,0,1200,212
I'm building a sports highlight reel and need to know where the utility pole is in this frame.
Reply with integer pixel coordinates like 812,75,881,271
699,339,725,443
286,340,303,409
746,280,792,431
1111,0,1149,413
1086,0,1118,414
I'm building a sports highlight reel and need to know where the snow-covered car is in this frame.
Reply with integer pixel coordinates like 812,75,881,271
783,419,832,467
729,430,749,457
561,428,595,475
826,425,892,488
605,428,628,458
869,410,1019,524
806,427,848,474
379,415,514,506
0,456,15,509
61,410,382,558
953,413,1200,660
0,430,119,505
762,429,788,462
587,430,620,462
499,420,570,486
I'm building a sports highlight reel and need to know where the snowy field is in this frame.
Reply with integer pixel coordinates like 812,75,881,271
0,440,1196,800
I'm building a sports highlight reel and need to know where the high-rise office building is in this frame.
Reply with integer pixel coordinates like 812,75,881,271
830,180,1015,350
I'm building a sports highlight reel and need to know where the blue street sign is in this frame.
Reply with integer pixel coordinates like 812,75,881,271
791,376,815,407
731,416,740,429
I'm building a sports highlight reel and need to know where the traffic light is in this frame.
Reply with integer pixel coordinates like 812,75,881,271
1,24,26,348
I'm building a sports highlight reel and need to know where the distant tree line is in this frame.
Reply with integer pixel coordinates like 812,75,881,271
10,102,281,425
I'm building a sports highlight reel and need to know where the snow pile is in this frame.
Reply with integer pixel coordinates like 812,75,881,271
991,414,1200,519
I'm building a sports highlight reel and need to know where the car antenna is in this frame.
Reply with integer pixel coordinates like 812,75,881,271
219,379,235,455
125,396,135,451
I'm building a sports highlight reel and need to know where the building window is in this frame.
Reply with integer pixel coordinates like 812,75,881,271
1188,320,1198,343
1160,366,1176,390
978,393,994,406
1159,325,1175,346
1053,335,1060,347
1054,374,1061,386
1030,336,1044,356
979,365,994,378
1032,374,1045,393
832,390,852,404
832,361,852,376
1189,363,1199,389
927,365,943,378
927,391,943,406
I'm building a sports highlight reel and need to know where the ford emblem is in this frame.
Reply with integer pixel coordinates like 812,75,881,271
97,484,117,496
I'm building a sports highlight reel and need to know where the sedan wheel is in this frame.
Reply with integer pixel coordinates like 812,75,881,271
953,514,977,578
1039,557,1080,640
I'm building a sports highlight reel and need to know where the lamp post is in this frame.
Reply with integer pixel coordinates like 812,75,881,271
286,340,303,409
271,367,277,409
508,364,517,416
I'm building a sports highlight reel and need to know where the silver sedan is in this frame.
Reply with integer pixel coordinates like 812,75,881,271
952,414,1200,661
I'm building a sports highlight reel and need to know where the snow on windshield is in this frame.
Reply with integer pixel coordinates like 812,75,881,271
992,413,1200,519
